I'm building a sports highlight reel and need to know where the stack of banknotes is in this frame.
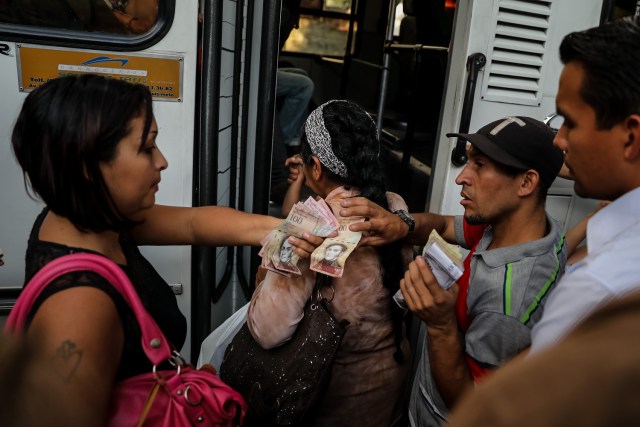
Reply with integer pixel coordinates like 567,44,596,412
421,229,464,289
393,229,464,308
259,196,364,278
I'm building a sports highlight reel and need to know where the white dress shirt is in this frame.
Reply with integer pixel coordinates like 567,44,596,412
531,186,640,354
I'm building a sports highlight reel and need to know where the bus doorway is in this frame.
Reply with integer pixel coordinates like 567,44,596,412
269,0,618,246
272,0,455,213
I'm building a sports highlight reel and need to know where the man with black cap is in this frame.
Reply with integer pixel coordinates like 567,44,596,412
442,16,640,427
338,115,567,426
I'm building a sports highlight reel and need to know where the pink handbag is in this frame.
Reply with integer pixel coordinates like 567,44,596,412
4,253,247,427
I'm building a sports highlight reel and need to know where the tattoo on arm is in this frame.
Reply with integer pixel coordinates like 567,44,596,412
50,340,83,383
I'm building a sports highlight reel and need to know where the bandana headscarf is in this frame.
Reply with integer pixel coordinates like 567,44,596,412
305,100,348,177
305,100,378,178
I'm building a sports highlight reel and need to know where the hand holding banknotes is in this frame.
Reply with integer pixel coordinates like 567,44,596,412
393,230,463,308
260,196,341,276
338,197,410,247
400,255,459,327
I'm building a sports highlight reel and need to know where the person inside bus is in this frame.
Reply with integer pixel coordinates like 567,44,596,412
270,67,315,205
104,0,159,34
276,68,314,154
247,100,412,427
270,0,315,205
447,21,640,423
9,74,323,425
0,0,158,34
339,116,567,426
276,0,315,141
277,0,313,152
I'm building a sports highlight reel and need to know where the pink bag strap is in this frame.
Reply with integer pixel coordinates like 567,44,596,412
3,253,172,366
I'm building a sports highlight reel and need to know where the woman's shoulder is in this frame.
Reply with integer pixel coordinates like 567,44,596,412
26,207,49,245
385,192,408,212
24,211,127,322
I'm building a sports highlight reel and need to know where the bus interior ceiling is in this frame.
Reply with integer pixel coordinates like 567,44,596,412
277,0,455,213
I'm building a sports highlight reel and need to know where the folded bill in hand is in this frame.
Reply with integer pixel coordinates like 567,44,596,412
393,230,464,309
260,197,340,276
422,230,464,290
309,216,364,278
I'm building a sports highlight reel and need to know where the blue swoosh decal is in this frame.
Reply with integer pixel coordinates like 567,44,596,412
82,56,128,67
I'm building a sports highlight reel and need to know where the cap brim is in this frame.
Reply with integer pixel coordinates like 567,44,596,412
446,132,530,170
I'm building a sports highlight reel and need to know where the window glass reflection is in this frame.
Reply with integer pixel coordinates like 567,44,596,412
299,0,351,13
0,0,159,35
323,0,350,13
283,15,354,57
609,0,635,20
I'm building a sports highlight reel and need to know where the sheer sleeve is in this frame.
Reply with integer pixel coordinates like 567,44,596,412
247,262,315,349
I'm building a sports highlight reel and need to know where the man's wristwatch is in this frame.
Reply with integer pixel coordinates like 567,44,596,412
394,210,415,234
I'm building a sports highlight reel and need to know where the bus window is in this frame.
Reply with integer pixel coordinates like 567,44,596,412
0,0,173,50
283,0,356,57
107,0,159,34
604,0,636,20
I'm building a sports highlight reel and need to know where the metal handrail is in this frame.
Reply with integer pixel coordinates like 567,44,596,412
450,52,486,166
384,43,449,53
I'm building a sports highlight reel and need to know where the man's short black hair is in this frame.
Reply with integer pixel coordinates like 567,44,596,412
560,16,640,129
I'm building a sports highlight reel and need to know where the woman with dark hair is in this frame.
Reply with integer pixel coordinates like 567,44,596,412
10,74,320,425
248,100,412,426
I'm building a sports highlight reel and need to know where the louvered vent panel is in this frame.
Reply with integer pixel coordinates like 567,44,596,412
481,0,553,105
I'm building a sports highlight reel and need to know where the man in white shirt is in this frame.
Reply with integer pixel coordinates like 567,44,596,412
529,16,640,354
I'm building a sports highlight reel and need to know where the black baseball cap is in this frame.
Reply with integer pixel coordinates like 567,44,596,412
447,116,564,189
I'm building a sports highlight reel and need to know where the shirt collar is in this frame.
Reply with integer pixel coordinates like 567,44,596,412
474,212,563,268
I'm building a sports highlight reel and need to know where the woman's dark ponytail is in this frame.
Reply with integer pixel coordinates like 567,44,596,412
322,101,407,363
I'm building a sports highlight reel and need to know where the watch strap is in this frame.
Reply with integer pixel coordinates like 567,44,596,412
394,209,415,234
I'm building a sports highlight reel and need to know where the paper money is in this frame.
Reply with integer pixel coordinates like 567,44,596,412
421,230,463,289
309,216,364,278
308,197,340,230
279,198,338,238
260,230,290,276
393,229,465,309
270,231,301,275
426,229,463,263
259,197,340,276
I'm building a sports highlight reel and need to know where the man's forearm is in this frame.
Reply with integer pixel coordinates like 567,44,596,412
406,213,451,246
339,198,454,247
426,321,473,409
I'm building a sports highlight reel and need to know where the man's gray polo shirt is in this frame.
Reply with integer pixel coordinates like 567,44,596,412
408,213,567,427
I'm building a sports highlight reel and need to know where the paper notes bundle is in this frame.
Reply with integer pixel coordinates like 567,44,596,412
259,196,363,277
309,215,364,278
393,230,464,309
422,230,464,290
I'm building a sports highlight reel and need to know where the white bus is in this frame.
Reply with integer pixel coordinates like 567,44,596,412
0,0,627,363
